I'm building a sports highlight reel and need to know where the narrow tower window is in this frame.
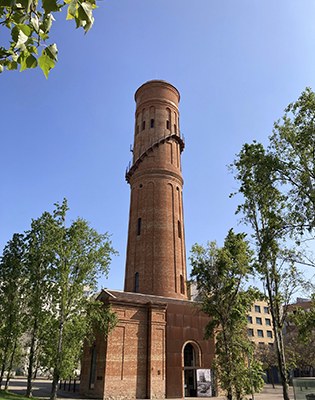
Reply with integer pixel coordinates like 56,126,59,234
89,344,97,389
178,220,182,238
142,121,146,130
137,217,142,236
134,272,139,293
166,120,170,130
150,119,154,128
174,124,177,133
180,274,185,294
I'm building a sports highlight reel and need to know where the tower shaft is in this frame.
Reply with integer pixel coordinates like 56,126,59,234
124,80,187,299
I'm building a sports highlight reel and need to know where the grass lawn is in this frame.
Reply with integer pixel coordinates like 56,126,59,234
0,391,43,400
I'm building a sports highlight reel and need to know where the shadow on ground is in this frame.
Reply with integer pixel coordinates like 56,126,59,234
7,378,85,399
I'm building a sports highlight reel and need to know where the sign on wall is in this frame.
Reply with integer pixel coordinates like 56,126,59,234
196,369,212,397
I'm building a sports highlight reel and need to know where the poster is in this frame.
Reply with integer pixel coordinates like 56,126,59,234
197,369,212,397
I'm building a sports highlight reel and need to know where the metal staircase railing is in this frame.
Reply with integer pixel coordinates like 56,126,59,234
125,133,185,183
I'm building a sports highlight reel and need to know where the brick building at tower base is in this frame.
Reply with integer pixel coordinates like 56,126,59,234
80,290,215,399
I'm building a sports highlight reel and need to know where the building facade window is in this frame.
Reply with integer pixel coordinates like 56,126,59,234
166,120,170,130
256,317,262,325
150,119,154,128
267,330,273,338
254,305,261,313
247,315,253,323
257,329,264,338
264,306,269,313
247,328,254,337
265,318,271,326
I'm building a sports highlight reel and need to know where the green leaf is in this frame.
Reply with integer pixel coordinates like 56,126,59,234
11,10,27,24
20,52,37,71
0,0,15,6
0,47,11,57
77,1,94,32
7,60,18,70
11,26,29,49
66,0,77,20
17,24,33,36
31,15,39,32
39,31,49,40
46,43,58,61
11,26,19,42
41,13,53,32
18,0,32,12
38,46,57,78
42,0,60,13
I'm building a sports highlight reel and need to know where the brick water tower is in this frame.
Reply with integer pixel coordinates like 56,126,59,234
125,80,187,299
80,81,215,400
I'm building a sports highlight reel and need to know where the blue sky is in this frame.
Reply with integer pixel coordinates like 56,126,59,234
1,0,315,291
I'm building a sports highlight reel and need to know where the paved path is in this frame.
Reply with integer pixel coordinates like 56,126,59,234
6,378,296,399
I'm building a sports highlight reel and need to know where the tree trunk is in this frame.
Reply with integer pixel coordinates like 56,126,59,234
50,319,64,400
265,266,290,400
275,328,290,400
0,340,10,389
50,371,60,400
269,367,275,389
4,339,17,390
27,319,38,398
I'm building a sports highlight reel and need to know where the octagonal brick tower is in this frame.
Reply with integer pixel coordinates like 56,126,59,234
124,80,188,299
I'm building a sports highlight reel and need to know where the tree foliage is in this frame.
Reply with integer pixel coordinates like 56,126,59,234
270,88,315,232
0,199,117,399
232,88,315,400
24,211,57,397
0,0,97,77
190,229,264,400
283,327,315,374
0,234,26,389
290,294,315,343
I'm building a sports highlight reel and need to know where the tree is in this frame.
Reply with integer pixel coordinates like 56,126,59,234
31,199,117,400
0,199,117,398
231,88,315,400
190,229,264,400
24,210,58,397
269,88,315,235
232,142,307,400
284,327,315,377
255,344,278,388
292,295,315,342
0,0,97,77
0,233,26,390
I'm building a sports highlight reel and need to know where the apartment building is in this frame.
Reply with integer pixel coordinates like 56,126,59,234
247,300,274,346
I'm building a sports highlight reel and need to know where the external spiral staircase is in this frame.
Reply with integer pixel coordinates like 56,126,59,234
125,133,185,183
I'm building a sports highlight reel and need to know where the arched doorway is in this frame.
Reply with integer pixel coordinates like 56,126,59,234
183,342,200,397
